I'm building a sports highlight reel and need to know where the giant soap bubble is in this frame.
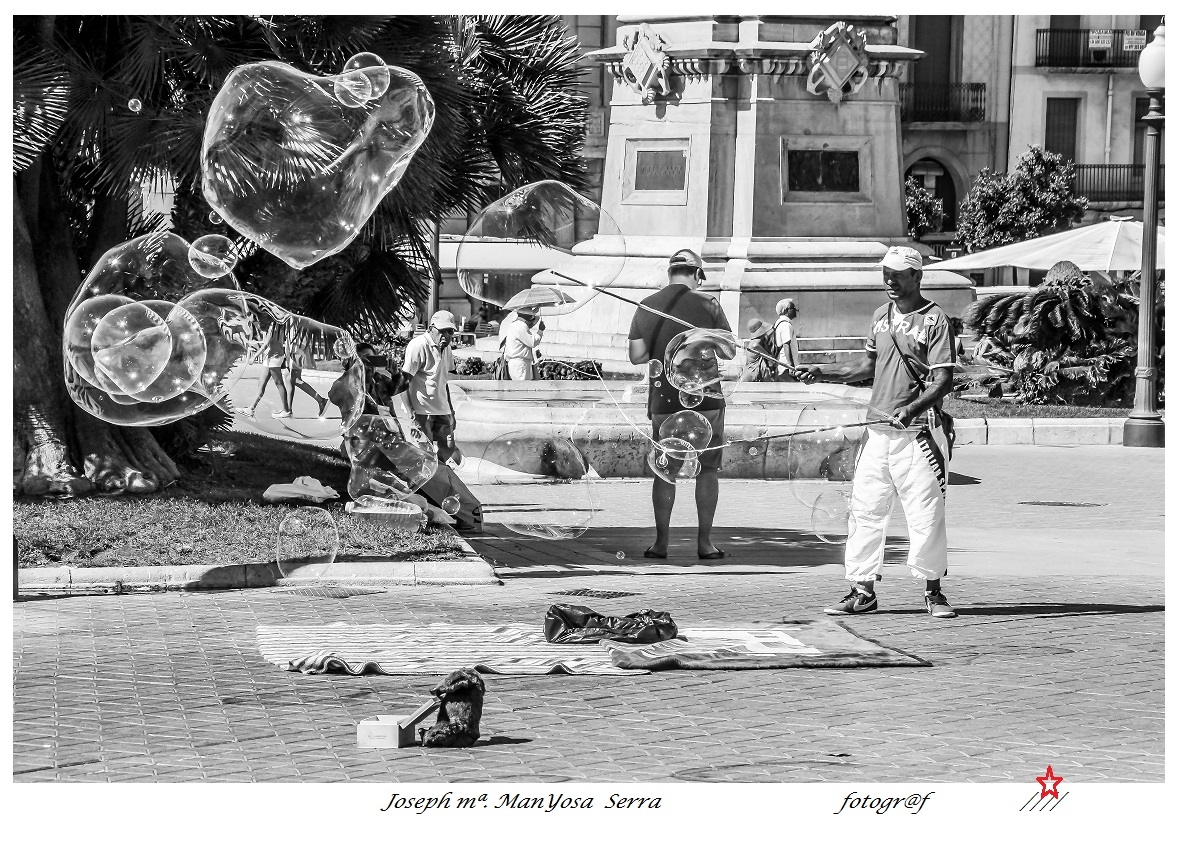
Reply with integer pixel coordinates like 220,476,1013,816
474,429,598,539
787,402,874,507
456,180,628,317
277,506,339,582
63,232,362,434
201,55,435,269
664,328,745,401
344,415,439,501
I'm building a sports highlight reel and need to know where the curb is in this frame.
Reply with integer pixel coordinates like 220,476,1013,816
17,529,501,595
953,417,1127,446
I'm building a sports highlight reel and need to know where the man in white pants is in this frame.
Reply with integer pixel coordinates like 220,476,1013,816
800,246,958,618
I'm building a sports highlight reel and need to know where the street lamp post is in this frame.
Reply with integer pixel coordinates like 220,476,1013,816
1124,22,1166,448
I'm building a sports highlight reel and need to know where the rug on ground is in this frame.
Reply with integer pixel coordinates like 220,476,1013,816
256,619,928,675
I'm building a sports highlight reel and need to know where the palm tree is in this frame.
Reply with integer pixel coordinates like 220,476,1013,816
961,261,1160,406
13,14,589,496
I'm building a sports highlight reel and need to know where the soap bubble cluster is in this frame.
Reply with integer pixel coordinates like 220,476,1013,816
474,429,598,540
276,506,339,581
62,231,362,434
201,54,435,269
456,180,628,317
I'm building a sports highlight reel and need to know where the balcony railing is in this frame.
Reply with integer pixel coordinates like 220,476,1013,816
1073,164,1165,202
899,83,986,122
1035,29,1147,68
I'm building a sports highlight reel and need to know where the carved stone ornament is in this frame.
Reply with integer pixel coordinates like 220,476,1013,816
806,21,870,104
621,23,672,103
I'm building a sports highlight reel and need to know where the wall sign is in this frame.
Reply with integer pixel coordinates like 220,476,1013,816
1088,29,1114,50
1124,30,1148,51
634,149,687,192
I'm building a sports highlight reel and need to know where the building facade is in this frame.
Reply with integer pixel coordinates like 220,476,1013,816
1006,14,1164,217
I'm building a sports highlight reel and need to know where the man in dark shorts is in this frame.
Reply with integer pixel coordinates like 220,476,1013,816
627,249,731,560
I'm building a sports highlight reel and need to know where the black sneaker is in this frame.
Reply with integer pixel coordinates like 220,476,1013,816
824,588,878,615
924,589,957,618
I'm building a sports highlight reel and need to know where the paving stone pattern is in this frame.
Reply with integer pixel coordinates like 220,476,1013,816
13,445,1164,782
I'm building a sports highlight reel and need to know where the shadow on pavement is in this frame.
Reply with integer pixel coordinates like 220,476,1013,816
470,525,911,578
949,471,981,485
878,603,1164,618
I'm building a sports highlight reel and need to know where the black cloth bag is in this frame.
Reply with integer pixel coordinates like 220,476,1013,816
543,604,678,645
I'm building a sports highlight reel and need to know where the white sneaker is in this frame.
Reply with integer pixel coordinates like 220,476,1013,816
271,410,293,419
237,407,255,417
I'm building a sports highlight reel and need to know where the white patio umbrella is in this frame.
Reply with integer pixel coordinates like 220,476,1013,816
935,219,1166,272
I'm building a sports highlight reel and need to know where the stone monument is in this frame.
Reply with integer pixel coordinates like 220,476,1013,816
538,15,974,371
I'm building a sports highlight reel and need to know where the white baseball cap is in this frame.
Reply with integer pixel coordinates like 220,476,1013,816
430,310,458,331
878,246,923,272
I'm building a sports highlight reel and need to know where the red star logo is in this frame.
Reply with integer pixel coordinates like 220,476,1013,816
1035,765,1064,799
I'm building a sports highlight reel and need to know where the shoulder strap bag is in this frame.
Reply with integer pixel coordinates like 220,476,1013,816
886,304,955,458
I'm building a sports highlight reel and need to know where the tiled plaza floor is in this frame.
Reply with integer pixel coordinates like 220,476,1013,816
12,445,1164,782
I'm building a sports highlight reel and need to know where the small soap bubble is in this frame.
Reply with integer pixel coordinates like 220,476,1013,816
127,98,142,113
441,495,461,515
342,52,391,99
812,489,855,545
647,437,700,485
748,446,760,457
208,211,223,225
334,70,373,107
666,328,740,402
658,410,713,451
616,551,625,560
648,359,663,378
679,390,704,409
187,234,237,279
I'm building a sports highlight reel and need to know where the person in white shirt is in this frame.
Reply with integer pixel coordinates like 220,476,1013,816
401,311,461,463
773,298,801,377
501,306,544,380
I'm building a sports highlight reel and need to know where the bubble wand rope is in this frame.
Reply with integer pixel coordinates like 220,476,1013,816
542,359,897,457
546,270,805,378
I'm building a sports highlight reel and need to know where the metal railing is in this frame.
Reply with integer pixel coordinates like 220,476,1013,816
1073,164,1166,202
1035,29,1145,68
899,83,986,122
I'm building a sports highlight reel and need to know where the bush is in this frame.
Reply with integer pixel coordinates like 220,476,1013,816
536,359,603,380
904,177,944,241
454,356,490,376
957,147,1088,253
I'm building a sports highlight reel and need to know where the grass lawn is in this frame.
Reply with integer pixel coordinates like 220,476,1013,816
14,431,465,569
943,395,1134,419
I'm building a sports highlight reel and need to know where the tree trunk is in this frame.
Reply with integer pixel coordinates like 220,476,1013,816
13,185,91,496
13,160,180,497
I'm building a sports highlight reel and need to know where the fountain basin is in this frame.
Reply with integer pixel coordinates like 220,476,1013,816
450,380,873,480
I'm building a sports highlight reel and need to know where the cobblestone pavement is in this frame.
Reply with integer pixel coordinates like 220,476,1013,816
12,446,1164,783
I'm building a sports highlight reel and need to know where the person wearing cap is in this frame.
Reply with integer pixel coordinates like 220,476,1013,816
739,317,782,382
500,306,545,380
627,249,732,560
800,245,959,619
401,310,461,463
773,298,801,376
